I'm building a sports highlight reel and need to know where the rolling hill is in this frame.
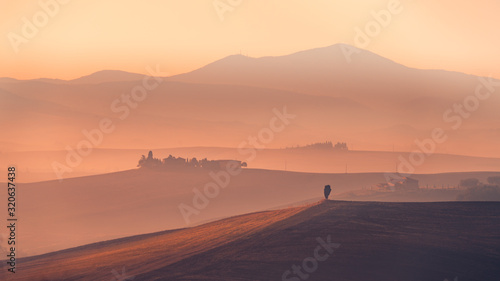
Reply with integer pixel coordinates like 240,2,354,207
8,200,500,281
6,168,500,258
4,147,500,183
1,44,500,158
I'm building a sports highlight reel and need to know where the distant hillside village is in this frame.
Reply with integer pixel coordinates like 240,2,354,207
374,176,420,192
287,141,348,150
137,151,247,170
372,176,500,196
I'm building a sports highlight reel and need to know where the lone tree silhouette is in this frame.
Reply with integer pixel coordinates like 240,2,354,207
324,185,332,199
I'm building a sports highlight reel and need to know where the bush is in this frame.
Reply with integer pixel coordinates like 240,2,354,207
456,184,500,201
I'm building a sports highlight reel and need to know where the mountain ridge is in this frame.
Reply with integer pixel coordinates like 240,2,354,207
1,44,494,85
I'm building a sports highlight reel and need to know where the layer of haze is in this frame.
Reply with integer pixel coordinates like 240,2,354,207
1,0,499,80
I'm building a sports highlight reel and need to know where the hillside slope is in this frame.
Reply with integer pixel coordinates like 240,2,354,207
2,45,500,157
10,169,500,258
5,147,500,183
8,201,500,281
8,205,309,281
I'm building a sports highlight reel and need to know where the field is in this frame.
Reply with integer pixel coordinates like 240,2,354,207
7,200,500,281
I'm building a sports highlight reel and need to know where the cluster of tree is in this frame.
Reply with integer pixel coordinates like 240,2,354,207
137,151,162,168
333,142,348,150
137,151,247,170
287,141,348,150
456,176,500,201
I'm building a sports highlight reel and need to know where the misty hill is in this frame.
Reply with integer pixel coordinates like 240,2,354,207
10,168,500,258
0,70,145,85
168,44,495,103
4,146,500,183
0,45,500,162
168,44,500,155
0,80,372,152
11,200,500,280
1,44,500,158
69,69,147,84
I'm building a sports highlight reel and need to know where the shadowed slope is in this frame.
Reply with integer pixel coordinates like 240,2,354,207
11,205,308,281
9,201,500,281
13,169,500,258
135,200,500,281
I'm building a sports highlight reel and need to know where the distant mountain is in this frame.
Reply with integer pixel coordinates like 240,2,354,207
14,200,500,280
2,44,495,98
69,69,146,84
33,78,68,84
1,44,499,157
168,44,484,105
0,70,146,85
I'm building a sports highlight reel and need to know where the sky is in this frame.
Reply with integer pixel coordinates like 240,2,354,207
1,0,499,80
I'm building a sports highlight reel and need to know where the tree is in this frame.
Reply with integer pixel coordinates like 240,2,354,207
487,176,500,186
188,157,199,168
137,155,146,167
138,151,161,168
456,185,500,201
459,178,479,189
324,185,332,199
334,142,348,150
199,158,209,168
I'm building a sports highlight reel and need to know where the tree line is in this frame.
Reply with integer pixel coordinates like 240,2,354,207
137,151,247,170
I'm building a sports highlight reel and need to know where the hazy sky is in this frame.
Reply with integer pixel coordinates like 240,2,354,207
1,0,499,80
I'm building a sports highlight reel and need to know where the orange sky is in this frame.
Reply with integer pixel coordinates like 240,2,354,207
1,0,499,80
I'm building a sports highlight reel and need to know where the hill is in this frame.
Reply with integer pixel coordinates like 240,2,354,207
69,70,147,84
4,147,500,183
8,168,500,258
9,200,500,280
1,44,500,158
168,44,496,104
